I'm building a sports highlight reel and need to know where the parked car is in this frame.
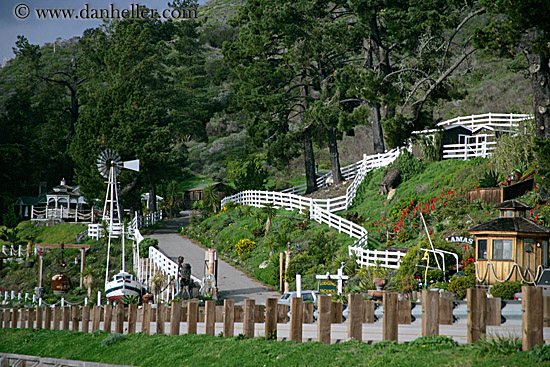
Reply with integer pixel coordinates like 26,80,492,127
278,290,319,306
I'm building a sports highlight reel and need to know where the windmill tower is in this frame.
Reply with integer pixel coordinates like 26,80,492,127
96,149,140,235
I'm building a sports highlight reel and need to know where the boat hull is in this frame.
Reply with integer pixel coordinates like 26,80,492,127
105,278,145,303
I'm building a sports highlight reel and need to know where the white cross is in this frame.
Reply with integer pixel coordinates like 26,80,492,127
316,263,349,295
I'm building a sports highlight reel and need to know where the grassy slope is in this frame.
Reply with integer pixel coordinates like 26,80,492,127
1,330,547,367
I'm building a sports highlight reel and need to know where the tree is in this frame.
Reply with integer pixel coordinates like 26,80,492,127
337,0,485,150
227,157,269,192
71,15,202,213
475,0,550,140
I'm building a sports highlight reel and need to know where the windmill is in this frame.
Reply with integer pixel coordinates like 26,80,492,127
97,150,146,299
96,149,140,234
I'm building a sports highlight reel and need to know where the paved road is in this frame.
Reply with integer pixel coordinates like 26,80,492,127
148,213,280,305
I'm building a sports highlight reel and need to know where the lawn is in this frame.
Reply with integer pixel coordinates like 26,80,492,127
1,329,549,366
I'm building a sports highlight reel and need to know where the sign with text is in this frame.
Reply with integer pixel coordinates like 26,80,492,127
318,280,337,295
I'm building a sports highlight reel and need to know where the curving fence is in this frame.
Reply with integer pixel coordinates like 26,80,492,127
222,113,532,270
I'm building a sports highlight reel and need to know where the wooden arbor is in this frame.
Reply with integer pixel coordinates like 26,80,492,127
35,243,91,290
468,200,550,284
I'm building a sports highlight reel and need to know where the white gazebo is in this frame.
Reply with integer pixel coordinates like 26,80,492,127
30,179,92,222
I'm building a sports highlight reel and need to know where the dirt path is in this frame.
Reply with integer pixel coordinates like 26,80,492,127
147,212,280,305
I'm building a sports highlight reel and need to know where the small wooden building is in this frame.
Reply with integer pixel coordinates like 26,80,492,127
468,200,550,285
182,182,235,209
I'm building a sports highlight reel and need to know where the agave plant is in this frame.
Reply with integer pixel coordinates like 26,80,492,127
478,169,501,188
121,294,139,305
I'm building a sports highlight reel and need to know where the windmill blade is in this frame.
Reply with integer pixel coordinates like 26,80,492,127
97,149,123,178
123,159,140,172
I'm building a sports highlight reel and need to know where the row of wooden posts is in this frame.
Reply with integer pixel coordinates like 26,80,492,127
0,287,547,350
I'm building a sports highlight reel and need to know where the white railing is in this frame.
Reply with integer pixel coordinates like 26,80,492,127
147,246,201,287
31,207,93,222
442,140,497,160
437,112,532,130
310,205,368,239
87,210,163,240
348,245,408,269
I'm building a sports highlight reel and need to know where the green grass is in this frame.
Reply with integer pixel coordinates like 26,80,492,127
1,330,547,367
0,221,87,246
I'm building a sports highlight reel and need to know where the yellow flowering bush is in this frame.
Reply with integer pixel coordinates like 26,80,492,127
235,238,256,258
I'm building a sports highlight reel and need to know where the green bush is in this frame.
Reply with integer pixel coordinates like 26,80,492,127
101,333,127,347
489,281,522,300
139,238,159,258
447,274,475,299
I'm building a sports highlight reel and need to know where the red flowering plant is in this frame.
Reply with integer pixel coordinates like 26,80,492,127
364,187,464,243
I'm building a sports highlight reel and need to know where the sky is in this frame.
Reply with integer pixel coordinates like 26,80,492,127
1,0,207,65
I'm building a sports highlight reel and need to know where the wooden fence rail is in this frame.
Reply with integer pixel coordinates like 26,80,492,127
0,288,546,350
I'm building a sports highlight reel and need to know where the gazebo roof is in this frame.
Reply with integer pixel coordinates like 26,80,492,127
468,216,550,235
494,199,532,211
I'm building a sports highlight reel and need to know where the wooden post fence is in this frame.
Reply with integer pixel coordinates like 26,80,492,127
303,303,314,324
10,309,17,329
44,307,52,330
317,295,331,344
36,307,43,329
62,306,70,331
128,304,137,334
170,302,181,336
348,294,363,341
467,288,486,343
187,301,198,335
277,305,288,324
52,307,60,330
439,298,453,325
103,304,112,333
383,292,398,342
290,297,303,342
223,299,235,337
544,296,550,328
244,299,255,338
27,308,35,329
331,302,343,324
155,303,166,335
141,304,151,334
265,298,277,340
363,300,375,323
486,297,501,326
91,306,101,332
422,290,439,337
205,300,216,336
397,298,411,325
71,306,79,332
522,285,543,351
81,306,90,333
115,303,124,334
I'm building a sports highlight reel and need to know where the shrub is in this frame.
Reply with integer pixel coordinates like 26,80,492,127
489,281,522,300
234,238,256,259
139,238,159,258
447,274,475,299
101,333,127,347
285,253,318,282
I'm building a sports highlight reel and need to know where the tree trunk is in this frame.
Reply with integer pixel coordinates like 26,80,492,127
529,53,550,140
371,103,386,153
327,127,344,184
303,128,318,194
148,184,157,213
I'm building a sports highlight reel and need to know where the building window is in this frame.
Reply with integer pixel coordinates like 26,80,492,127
477,239,487,260
492,239,513,260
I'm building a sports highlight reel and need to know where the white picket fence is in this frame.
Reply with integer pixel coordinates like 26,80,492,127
222,113,532,270
436,112,532,130
348,245,408,269
87,210,163,240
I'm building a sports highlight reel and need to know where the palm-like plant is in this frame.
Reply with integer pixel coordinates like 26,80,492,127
82,265,95,299
261,203,277,234
202,184,219,213
151,271,168,301
0,228,22,254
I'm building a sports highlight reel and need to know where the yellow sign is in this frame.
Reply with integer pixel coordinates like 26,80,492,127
319,280,337,295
